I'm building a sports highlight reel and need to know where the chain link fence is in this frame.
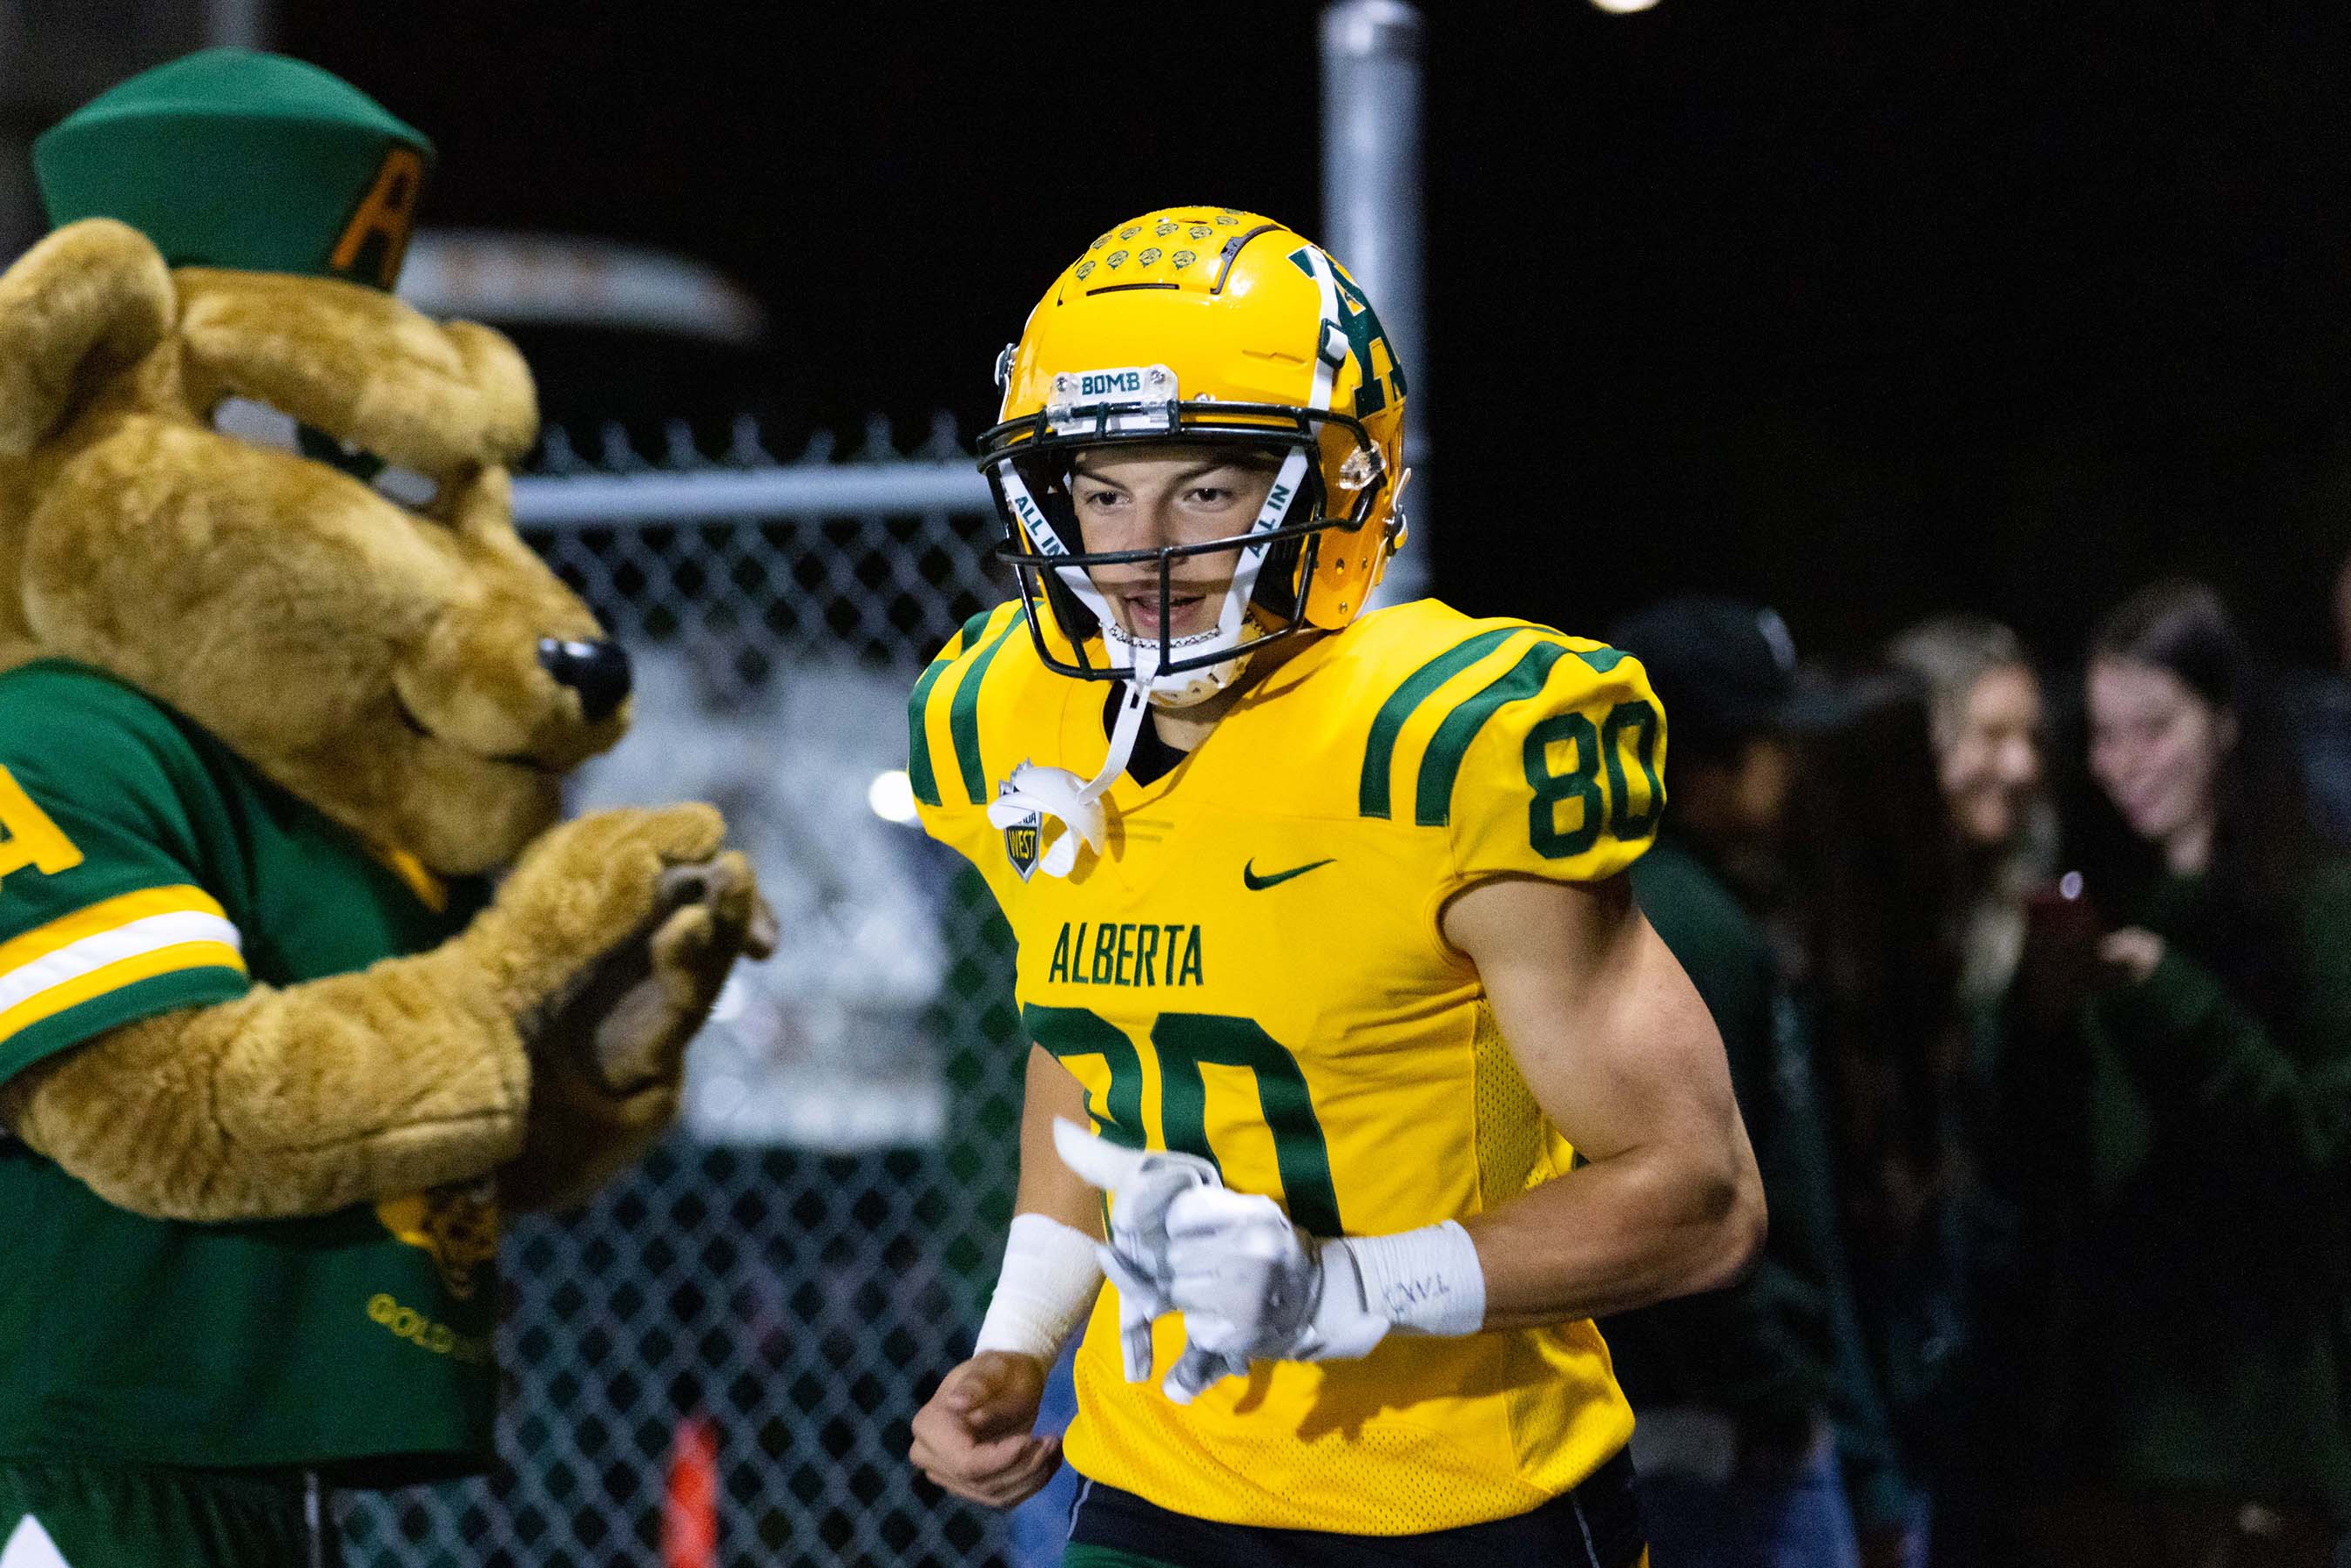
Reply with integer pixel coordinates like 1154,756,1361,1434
339,417,1033,1568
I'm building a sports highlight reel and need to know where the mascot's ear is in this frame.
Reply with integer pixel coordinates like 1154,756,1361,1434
0,218,175,459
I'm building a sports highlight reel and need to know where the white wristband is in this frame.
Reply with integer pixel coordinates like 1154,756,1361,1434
1336,1220,1487,1337
974,1213,1105,1362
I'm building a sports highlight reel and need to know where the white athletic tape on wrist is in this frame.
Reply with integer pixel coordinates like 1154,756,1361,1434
1335,1220,1486,1337
974,1213,1105,1362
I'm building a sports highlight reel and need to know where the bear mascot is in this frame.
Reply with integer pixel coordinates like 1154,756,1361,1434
0,51,770,1566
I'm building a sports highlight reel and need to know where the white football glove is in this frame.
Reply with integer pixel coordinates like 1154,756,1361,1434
1050,1119,1250,1395
1159,1186,1391,1402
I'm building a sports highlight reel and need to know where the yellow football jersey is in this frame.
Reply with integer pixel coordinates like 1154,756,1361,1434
910,597,1668,1535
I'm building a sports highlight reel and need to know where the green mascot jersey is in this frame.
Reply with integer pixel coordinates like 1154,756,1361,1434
0,660,499,1483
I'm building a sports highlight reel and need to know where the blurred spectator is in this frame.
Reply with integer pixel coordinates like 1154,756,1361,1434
1780,672,1966,1568
2286,544,2351,841
1603,598,1893,1568
1976,580,2351,1568
1885,617,2056,1011
1868,617,2053,1567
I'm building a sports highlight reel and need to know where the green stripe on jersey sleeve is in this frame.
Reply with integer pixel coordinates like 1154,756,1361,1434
1357,627,1523,820
907,609,994,808
949,611,1023,805
1415,639,1574,827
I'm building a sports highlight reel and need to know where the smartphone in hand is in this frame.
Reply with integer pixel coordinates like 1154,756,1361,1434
2023,871,2101,950
2017,871,2104,1023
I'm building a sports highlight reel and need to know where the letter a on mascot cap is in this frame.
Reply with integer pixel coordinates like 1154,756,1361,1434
34,46,434,288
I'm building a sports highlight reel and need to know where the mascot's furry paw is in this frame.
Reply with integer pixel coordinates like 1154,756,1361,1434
486,811,775,1213
463,802,732,1019
554,851,779,1096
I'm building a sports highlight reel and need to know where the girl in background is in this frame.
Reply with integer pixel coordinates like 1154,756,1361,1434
1886,616,2054,1017
1873,617,2050,1568
1983,580,2351,1568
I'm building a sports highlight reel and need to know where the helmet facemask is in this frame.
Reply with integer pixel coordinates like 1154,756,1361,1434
984,398,1385,709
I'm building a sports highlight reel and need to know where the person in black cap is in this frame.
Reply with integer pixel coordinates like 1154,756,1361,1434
1599,597,1902,1568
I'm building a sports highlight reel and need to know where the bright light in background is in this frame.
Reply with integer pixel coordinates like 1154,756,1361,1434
868,768,919,824
1591,0,1659,11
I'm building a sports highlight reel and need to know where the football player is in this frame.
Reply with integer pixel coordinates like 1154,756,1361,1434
905,206,1762,1567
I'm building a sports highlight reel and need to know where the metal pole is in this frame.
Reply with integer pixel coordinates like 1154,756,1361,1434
510,463,990,528
206,0,268,51
1321,0,1428,605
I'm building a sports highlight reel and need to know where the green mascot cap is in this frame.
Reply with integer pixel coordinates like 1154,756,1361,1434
32,48,436,290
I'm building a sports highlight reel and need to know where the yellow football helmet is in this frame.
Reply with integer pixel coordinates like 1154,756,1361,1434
977,206,1409,704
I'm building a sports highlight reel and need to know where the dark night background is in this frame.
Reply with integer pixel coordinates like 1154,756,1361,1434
280,1,2351,668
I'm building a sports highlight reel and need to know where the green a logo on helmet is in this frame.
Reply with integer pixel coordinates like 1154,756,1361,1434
1287,247,1408,419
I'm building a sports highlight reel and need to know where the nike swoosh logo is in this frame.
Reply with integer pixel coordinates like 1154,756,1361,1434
1243,857,1336,891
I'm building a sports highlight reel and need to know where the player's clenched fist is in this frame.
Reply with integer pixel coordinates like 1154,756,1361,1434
908,1351,1062,1508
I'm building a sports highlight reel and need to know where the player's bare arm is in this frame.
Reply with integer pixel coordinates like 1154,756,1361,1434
907,1047,1097,1507
1441,870,1764,1329
1012,1049,1109,1227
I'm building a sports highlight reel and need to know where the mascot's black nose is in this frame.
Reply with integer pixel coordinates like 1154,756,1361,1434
538,638,633,724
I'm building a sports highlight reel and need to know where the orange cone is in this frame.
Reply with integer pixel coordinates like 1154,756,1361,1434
663,1412,719,1568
